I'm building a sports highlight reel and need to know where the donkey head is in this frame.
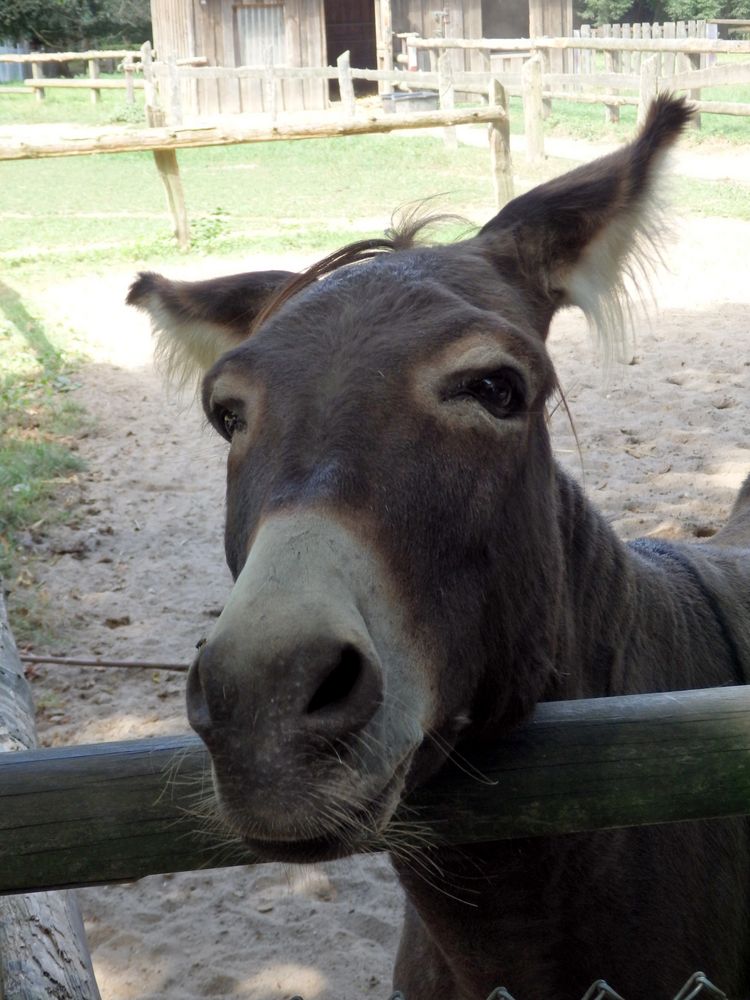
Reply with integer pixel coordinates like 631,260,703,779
129,97,691,862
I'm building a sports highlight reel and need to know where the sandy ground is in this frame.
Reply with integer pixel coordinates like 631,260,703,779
11,208,750,999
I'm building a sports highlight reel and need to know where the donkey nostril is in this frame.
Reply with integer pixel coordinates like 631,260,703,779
306,644,363,714
187,653,212,733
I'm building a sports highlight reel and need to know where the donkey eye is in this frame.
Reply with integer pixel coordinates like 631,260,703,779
456,369,525,418
218,409,245,440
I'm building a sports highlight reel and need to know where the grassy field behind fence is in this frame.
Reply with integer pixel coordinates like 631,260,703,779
0,82,747,632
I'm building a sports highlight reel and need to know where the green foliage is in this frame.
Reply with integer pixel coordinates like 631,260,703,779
576,0,642,28
0,0,151,49
663,0,750,16
190,207,231,253
576,0,750,26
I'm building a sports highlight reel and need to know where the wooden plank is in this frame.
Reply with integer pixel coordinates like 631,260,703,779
0,49,137,64
88,58,100,104
632,22,642,73
24,78,144,90
0,107,509,161
264,45,278,119
283,0,305,112
336,50,355,117
539,47,552,117
152,149,190,249
541,91,639,106
378,0,394,94
663,21,676,77
522,52,544,165
167,56,183,125
638,54,659,125
580,24,592,75
604,25,620,124
689,50,703,128
688,100,750,115
409,35,750,54
438,51,457,150
30,61,43,102
488,78,513,206
300,0,327,111
545,71,640,88
123,54,136,105
4,686,750,895
0,596,101,996
652,21,663,76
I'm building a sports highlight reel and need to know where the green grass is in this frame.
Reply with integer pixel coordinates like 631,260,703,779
0,134,499,281
0,77,748,282
0,76,147,127
0,282,86,585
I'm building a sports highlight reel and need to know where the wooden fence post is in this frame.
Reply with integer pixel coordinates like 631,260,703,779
0,594,101,999
539,48,552,118
522,53,544,167
167,55,183,126
663,21,677,78
336,50,355,117
88,57,100,104
604,23,621,123
488,78,513,207
123,53,135,105
378,0,394,95
621,22,632,73
142,43,190,250
437,51,458,150
264,45,278,120
30,61,44,101
632,22,643,72
638,54,659,126
152,149,190,251
580,24,593,76
688,42,703,129
140,40,156,111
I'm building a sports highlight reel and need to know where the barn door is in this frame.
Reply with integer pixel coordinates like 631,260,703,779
323,0,377,94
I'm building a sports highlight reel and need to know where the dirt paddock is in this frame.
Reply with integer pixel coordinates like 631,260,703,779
17,213,750,999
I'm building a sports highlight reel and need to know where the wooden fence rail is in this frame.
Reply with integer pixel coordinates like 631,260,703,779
409,35,750,54
0,49,140,64
2,685,750,896
0,595,100,995
0,49,143,103
0,104,512,250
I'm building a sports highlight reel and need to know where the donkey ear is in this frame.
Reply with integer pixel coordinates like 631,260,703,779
478,95,693,355
127,269,295,387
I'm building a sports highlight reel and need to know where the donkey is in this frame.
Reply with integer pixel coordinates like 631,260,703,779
128,96,750,999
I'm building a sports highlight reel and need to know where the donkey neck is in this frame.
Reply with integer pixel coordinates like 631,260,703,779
547,468,748,703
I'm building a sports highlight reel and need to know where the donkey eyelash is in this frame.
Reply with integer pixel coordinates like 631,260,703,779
443,367,527,417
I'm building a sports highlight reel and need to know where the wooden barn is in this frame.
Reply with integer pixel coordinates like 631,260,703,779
150,0,570,115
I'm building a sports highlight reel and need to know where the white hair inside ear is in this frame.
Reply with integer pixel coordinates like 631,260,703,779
563,161,673,370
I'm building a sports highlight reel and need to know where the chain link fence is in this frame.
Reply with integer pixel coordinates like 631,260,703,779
290,971,728,1000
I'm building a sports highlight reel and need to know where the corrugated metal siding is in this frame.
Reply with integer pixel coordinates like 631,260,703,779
0,41,29,82
234,3,286,64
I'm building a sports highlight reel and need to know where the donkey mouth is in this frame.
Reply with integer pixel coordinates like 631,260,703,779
218,757,411,864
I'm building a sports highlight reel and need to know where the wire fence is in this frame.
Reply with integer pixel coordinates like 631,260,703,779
290,972,729,1000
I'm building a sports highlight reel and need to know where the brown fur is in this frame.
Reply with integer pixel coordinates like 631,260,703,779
129,96,750,999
